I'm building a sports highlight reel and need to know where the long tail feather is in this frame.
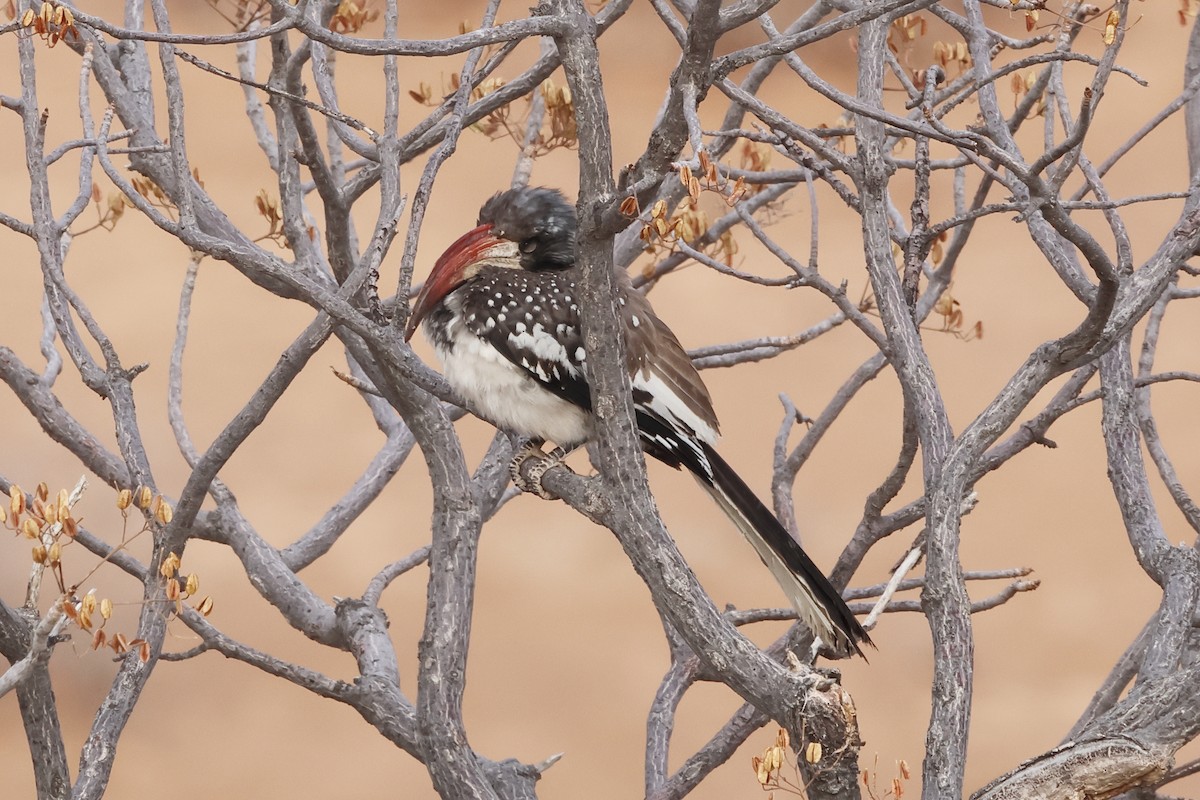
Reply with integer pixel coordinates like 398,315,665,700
695,442,872,658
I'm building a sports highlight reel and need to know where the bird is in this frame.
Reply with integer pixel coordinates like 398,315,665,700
405,186,871,658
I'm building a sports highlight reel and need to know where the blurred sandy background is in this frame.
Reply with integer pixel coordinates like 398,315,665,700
2,1,1199,797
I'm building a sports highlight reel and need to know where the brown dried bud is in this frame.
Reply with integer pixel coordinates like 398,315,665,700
117,488,132,510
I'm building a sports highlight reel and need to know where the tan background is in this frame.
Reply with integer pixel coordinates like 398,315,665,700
2,2,1199,797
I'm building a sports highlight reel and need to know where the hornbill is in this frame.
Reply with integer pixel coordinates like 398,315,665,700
405,187,871,658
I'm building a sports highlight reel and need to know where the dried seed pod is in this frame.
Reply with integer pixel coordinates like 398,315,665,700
160,552,181,579
1103,10,1119,44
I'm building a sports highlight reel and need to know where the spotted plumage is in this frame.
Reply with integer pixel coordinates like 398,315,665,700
407,187,871,658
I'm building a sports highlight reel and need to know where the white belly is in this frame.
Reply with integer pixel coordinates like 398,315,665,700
434,329,592,447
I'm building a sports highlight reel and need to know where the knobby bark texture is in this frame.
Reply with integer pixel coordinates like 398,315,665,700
2,1,1200,799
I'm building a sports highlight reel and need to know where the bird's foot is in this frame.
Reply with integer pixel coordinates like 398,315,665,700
510,443,570,500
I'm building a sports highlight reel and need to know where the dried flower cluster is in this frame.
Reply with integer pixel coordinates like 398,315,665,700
4,482,80,570
129,174,181,220
409,75,578,156
932,39,973,73
70,183,129,236
5,481,213,666
536,78,578,153
632,195,737,270
751,727,798,796
625,146,769,270
749,726,910,800
1009,70,1047,117
889,14,927,58
863,756,911,800
329,0,379,34
11,1,78,47
679,148,750,206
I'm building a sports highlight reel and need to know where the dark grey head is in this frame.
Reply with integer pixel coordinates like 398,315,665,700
478,187,577,271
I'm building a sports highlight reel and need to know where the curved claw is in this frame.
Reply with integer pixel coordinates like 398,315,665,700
510,442,567,500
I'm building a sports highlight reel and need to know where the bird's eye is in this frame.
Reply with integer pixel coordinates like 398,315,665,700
520,239,538,254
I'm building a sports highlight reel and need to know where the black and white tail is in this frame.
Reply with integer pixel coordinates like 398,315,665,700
636,407,871,658
696,442,871,658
